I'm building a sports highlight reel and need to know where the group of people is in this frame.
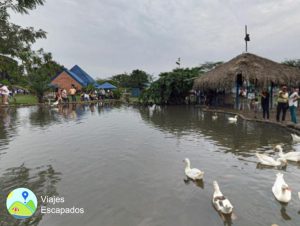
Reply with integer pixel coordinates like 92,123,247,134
258,85,300,123
55,87,73,103
55,85,113,104
275,85,300,124
80,88,113,101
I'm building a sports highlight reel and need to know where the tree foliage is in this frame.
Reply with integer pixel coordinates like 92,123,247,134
26,49,63,103
140,62,222,105
97,70,152,89
0,0,46,59
282,59,300,69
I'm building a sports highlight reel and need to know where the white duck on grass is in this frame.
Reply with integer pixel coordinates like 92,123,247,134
256,153,287,167
228,115,238,123
183,158,204,180
212,181,233,215
275,144,300,162
272,173,291,203
291,133,300,143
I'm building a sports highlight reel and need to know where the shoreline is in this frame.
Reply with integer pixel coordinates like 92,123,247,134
195,105,300,135
2,101,300,135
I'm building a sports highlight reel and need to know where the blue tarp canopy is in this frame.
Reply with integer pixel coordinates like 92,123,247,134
98,82,117,90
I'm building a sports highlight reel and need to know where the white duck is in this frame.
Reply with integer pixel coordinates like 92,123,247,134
275,144,300,162
183,158,204,180
291,133,300,143
212,113,218,120
51,101,59,106
149,104,156,111
255,153,287,167
212,181,233,215
228,115,238,123
272,173,291,203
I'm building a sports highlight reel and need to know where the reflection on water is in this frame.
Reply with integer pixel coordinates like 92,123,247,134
139,106,291,156
183,178,204,189
0,105,299,226
0,164,61,226
280,204,292,221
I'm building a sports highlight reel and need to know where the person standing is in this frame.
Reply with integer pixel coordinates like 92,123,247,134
276,85,289,122
69,85,77,102
261,90,270,120
0,83,10,105
61,89,69,103
288,87,300,124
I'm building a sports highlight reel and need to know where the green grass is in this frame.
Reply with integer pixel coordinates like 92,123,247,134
10,94,38,105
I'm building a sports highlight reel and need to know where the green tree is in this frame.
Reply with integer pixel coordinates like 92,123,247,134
128,70,152,89
282,59,300,69
26,49,63,103
0,0,46,59
140,68,199,105
140,62,223,105
110,73,130,87
0,55,24,85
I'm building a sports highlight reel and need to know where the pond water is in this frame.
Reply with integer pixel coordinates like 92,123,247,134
0,104,299,226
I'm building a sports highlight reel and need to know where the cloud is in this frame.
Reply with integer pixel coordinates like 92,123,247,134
9,0,300,78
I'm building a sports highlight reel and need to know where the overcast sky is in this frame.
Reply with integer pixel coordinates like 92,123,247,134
10,0,300,79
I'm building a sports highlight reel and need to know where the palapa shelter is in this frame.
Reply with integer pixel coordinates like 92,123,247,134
193,52,300,107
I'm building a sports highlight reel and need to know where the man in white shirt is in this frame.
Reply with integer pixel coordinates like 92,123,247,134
0,83,10,105
288,87,300,124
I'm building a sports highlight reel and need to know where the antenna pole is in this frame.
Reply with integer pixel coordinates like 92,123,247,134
245,25,248,52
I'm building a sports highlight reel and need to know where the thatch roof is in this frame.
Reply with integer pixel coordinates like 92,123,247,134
193,53,300,90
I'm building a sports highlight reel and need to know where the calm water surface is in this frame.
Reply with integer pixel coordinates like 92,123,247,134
0,104,299,226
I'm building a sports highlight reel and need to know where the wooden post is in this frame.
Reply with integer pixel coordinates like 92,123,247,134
245,25,248,52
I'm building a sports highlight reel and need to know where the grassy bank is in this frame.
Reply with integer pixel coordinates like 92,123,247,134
5,94,136,106
9,94,38,105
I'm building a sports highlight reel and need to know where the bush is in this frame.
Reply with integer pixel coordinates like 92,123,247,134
112,89,121,99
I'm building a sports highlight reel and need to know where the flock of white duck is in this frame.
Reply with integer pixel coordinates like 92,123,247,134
184,112,300,219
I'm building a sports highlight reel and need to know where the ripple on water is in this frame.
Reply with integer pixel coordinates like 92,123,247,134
0,105,299,226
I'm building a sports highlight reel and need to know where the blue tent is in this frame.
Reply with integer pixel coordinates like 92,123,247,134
98,82,117,90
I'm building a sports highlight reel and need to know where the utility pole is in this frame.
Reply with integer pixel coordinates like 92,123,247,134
244,25,250,52
176,57,181,68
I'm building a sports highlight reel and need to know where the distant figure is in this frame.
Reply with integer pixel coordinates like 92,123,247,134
83,92,90,101
250,97,259,119
89,91,96,101
69,85,77,102
55,88,62,104
0,83,10,105
61,89,69,103
239,87,247,110
98,89,105,100
276,85,289,122
261,90,270,120
288,87,300,124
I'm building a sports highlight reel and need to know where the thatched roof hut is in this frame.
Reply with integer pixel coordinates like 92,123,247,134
194,53,300,91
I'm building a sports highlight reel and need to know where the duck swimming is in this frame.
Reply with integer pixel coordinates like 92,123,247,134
183,158,204,180
272,173,291,203
212,181,233,215
228,115,238,123
256,153,287,167
275,145,300,162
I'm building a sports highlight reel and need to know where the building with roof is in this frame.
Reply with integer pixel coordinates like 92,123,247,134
193,53,300,108
51,65,100,90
